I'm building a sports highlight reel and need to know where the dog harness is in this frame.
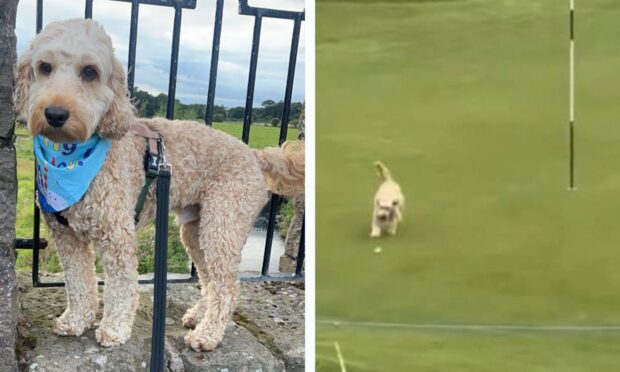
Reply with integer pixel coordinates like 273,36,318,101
35,123,167,227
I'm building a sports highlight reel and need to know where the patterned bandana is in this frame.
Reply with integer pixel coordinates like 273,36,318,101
33,134,111,213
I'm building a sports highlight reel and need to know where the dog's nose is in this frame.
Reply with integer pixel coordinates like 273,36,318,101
44,106,69,128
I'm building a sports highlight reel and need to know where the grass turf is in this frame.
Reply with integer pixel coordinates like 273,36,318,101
316,0,620,370
14,122,298,273
317,325,620,372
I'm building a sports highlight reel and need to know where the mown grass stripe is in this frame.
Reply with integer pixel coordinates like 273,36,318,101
319,319,620,332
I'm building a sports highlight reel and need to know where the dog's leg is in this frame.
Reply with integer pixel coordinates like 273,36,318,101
184,185,265,352
396,204,404,222
180,219,210,329
370,215,381,238
45,216,98,336
388,221,398,235
184,205,242,351
370,225,381,238
93,213,139,347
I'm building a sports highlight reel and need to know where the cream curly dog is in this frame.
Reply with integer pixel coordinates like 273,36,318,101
370,161,404,238
13,19,304,351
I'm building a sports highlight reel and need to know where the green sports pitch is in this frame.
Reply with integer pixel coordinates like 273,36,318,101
316,0,620,370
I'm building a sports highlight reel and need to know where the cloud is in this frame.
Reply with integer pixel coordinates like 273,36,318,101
15,0,305,107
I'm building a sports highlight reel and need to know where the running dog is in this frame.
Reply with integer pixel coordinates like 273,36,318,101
370,161,404,238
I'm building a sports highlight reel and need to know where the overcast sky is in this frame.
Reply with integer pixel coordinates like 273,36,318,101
15,0,305,107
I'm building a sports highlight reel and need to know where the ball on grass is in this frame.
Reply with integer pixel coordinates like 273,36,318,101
374,246,383,254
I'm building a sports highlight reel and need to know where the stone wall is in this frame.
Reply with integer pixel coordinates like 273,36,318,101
0,0,20,370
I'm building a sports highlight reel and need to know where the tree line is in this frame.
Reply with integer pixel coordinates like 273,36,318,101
132,87,303,126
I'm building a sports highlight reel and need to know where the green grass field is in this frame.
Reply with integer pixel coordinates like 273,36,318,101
317,0,620,370
15,121,297,273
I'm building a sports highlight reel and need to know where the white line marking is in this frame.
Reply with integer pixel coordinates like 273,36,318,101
570,41,574,122
334,341,347,372
318,319,620,332
317,354,374,371
568,0,576,189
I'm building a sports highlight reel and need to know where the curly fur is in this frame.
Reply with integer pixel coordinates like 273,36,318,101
253,141,305,196
15,18,304,351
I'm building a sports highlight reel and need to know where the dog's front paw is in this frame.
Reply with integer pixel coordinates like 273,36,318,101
370,224,382,238
95,325,131,347
184,328,223,352
182,310,200,329
182,300,208,329
53,311,95,336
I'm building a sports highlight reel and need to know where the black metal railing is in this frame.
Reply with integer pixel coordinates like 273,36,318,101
13,0,305,370
238,0,305,277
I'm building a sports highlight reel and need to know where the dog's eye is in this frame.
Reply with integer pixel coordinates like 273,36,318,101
39,62,52,76
392,201,399,206
81,66,98,81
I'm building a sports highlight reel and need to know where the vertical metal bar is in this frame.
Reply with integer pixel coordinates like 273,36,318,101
151,5,182,371
260,195,280,276
278,16,302,145
242,14,263,144
85,0,93,19
36,0,43,33
190,262,197,279
188,0,212,278
127,0,140,96
166,4,183,120
295,218,305,276
150,169,171,372
205,0,224,126
33,0,43,288
32,196,40,288
569,0,575,189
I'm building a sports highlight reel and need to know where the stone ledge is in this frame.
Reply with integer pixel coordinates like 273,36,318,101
17,272,304,371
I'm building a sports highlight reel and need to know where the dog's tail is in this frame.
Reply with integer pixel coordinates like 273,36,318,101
374,161,393,181
253,141,305,196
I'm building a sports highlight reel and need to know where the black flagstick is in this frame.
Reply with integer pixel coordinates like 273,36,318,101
569,0,576,190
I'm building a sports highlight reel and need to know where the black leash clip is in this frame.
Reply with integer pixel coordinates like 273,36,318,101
145,135,169,177
146,152,160,177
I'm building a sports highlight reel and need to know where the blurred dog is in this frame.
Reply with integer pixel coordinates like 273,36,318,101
370,161,404,238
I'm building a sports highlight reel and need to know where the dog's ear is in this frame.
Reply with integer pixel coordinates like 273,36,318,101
98,58,134,139
13,47,34,121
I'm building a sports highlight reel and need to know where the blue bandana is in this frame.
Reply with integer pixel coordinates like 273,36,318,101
34,134,111,213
